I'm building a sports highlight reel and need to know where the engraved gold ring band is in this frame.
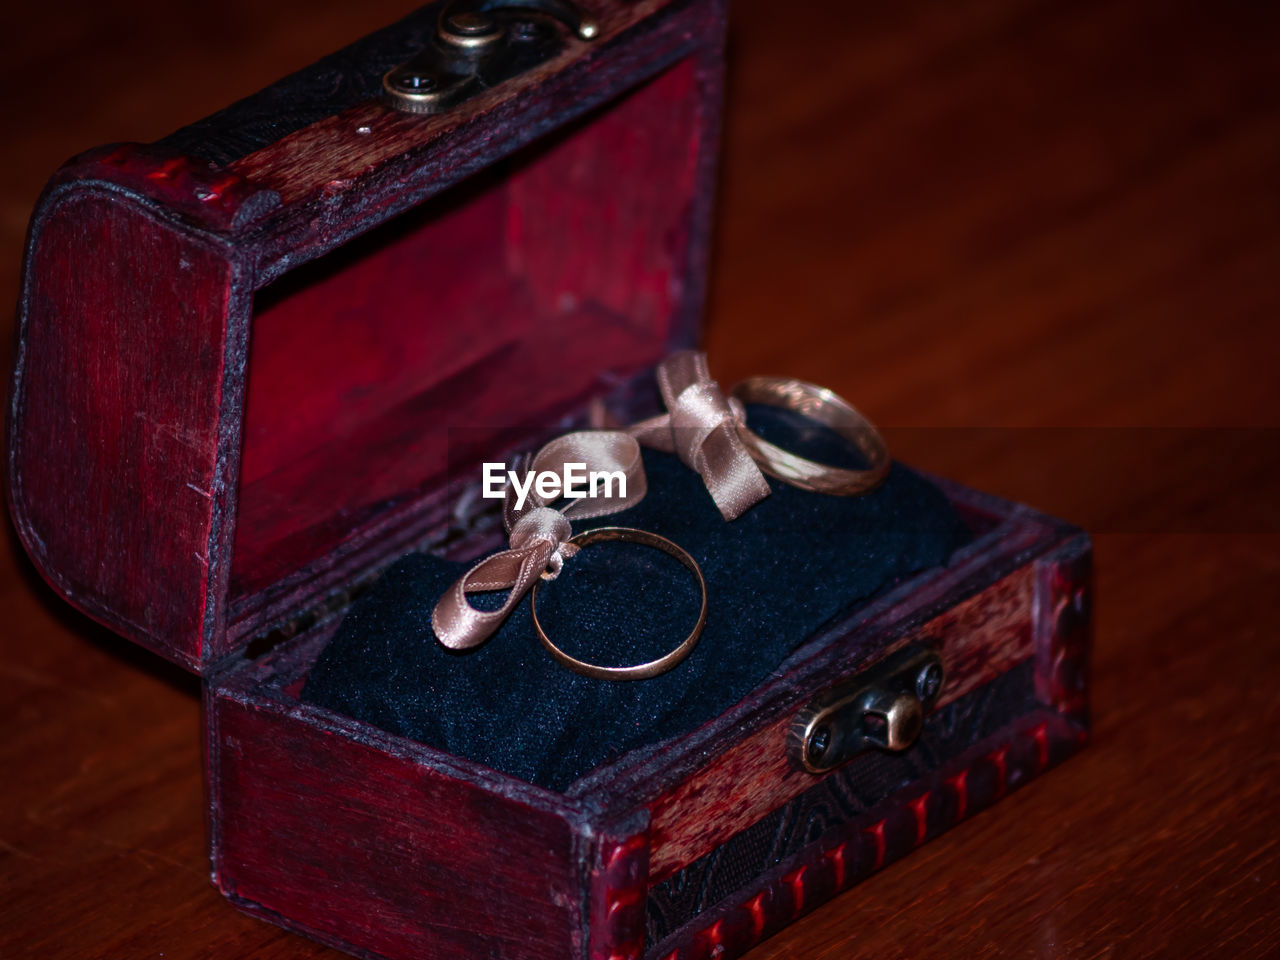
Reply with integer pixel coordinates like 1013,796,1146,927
530,527,707,681
729,376,891,496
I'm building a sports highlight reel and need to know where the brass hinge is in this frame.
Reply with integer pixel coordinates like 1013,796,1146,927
382,0,600,115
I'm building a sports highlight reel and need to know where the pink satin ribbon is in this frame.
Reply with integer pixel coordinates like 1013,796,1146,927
431,431,647,651
629,350,773,520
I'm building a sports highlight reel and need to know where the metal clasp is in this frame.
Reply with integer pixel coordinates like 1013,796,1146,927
789,647,945,774
382,0,599,115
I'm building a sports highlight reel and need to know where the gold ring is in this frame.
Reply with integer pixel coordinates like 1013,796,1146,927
530,527,707,681
729,376,891,496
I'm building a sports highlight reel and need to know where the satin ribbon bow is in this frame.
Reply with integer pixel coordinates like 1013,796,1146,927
431,431,647,651
629,350,772,520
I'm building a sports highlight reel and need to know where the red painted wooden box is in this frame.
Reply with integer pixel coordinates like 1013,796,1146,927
6,1,1091,958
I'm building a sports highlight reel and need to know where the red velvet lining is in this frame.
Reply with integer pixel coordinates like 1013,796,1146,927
230,58,702,599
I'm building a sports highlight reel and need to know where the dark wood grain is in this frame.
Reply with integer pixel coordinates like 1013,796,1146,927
2,1,1278,959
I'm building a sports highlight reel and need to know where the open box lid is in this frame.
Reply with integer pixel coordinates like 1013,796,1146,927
6,0,726,674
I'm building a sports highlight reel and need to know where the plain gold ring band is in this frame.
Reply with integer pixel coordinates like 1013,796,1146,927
729,376,891,496
530,527,707,681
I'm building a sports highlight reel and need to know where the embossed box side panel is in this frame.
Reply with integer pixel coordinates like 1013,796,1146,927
643,709,1084,960
572,498,1090,960
643,562,1039,881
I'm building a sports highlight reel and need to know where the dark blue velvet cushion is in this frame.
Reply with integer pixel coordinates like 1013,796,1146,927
301,407,970,790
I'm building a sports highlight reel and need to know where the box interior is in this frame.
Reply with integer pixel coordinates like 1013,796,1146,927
210,49,991,796
228,58,706,606
228,481,1011,790
206,54,980,790
299,408,974,790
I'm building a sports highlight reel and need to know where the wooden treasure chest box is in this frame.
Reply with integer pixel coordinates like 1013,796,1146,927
6,1,1091,958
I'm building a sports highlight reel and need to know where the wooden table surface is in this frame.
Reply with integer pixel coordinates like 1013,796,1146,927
3,1,1278,957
